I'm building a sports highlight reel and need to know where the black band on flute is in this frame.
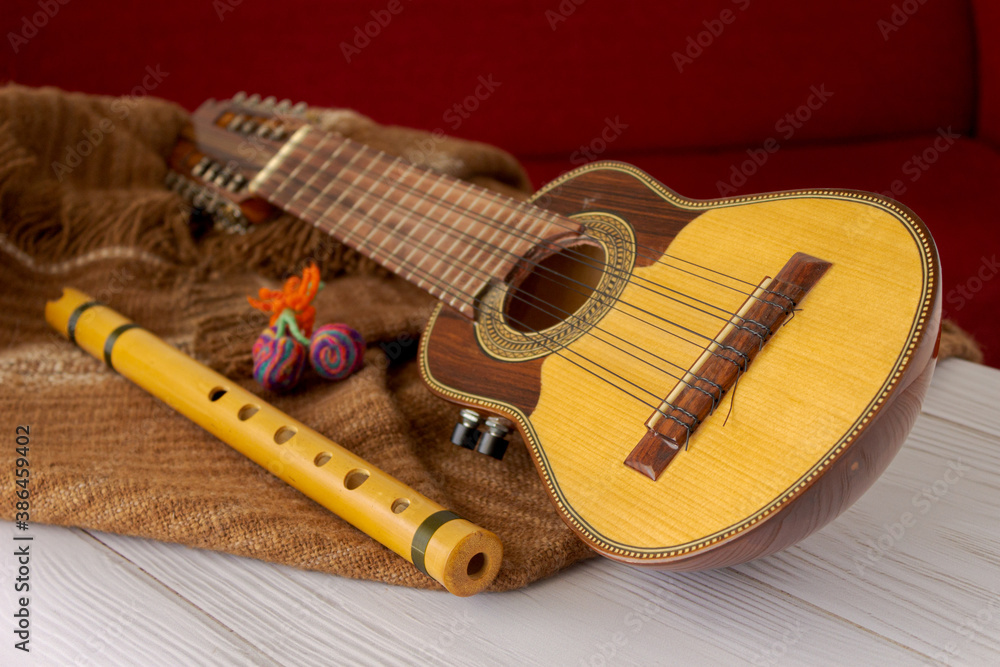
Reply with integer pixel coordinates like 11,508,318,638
66,301,103,345
103,324,140,372
411,510,462,577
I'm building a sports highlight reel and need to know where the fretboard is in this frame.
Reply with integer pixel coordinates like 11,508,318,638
248,125,576,318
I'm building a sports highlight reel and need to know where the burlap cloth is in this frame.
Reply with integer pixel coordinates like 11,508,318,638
0,85,983,592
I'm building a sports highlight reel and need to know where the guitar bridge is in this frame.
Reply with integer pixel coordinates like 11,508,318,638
624,252,832,481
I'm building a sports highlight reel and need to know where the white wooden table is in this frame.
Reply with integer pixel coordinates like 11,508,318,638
2,358,998,666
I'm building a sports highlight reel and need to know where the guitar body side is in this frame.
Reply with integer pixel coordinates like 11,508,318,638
420,162,941,569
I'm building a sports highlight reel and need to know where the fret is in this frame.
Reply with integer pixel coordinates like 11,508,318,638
372,162,419,271
437,186,489,291
347,154,407,248
365,164,431,275
313,148,386,238
416,176,462,280
396,174,461,284
295,140,350,222
469,197,515,284
327,151,385,246
433,185,487,291
484,197,525,255
282,133,341,218
268,132,322,206
248,126,309,197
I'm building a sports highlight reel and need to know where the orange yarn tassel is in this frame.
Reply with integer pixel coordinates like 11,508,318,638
248,263,323,337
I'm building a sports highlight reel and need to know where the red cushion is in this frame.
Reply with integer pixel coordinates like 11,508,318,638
523,136,1000,366
4,0,975,154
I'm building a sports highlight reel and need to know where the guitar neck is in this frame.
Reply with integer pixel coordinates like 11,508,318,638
248,125,574,318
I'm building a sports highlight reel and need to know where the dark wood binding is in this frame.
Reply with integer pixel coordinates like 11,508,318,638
625,252,832,480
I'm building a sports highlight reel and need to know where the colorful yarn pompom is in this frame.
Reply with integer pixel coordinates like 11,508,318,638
253,325,279,359
248,263,323,338
309,324,365,380
253,331,307,392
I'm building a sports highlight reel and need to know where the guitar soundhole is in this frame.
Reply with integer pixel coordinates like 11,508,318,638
505,242,606,332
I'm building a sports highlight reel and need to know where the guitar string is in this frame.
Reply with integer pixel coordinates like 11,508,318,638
265,144,764,366
274,134,788,325
270,146,758,370
266,157,736,415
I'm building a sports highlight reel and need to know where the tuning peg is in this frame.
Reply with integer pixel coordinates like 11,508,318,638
233,91,247,103
476,416,512,460
213,166,234,187
291,101,307,114
192,156,212,177
227,173,248,192
247,93,261,107
451,409,482,450
276,98,292,112
262,95,277,109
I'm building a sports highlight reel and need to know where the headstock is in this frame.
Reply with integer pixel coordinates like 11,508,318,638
166,92,311,234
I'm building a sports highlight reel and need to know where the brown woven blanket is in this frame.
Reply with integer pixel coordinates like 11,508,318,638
0,85,982,592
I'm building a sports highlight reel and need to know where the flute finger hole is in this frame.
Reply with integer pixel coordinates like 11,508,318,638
208,386,228,401
238,404,260,421
344,468,369,490
274,426,297,444
391,498,409,514
314,452,332,467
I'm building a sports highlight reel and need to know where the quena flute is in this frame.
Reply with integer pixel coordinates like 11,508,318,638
46,287,502,596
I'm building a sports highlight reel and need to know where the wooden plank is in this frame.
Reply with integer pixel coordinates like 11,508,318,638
922,359,1000,438
0,524,271,666
734,412,1000,665
92,527,926,665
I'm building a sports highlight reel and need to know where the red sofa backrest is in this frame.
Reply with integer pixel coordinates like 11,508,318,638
973,0,1000,147
3,0,977,157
